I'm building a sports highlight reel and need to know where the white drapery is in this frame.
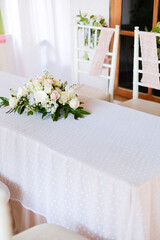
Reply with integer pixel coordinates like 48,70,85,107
0,0,71,82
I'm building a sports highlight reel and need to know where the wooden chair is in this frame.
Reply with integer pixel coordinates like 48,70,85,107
120,27,160,117
74,25,120,102
0,189,88,240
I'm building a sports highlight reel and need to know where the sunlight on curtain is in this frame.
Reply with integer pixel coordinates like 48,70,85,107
0,0,71,82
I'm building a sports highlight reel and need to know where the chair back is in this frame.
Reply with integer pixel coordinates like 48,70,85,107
133,26,160,99
74,25,119,102
0,189,12,240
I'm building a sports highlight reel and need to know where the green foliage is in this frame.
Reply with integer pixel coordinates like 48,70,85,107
50,103,90,122
76,10,107,28
151,22,160,59
0,97,9,108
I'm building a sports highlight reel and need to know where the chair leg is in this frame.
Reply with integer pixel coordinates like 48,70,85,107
9,200,18,235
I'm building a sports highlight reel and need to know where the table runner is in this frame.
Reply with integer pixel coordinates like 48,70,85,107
0,71,160,240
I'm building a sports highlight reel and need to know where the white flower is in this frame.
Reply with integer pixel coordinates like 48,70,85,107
51,102,58,114
32,79,43,91
97,15,104,21
44,78,54,84
9,97,18,109
51,90,60,100
17,87,28,99
28,94,35,105
55,80,62,87
55,87,62,94
93,15,97,21
32,79,39,86
69,97,80,110
59,92,69,105
65,86,76,100
26,82,34,93
43,102,58,114
44,83,52,94
34,91,48,104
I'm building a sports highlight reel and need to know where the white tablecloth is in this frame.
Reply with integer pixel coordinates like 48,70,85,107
0,71,160,240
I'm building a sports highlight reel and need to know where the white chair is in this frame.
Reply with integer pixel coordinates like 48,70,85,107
0,181,10,202
74,25,120,102
0,189,88,240
120,27,160,117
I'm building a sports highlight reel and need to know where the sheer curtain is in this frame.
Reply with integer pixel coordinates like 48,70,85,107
0,0,72,82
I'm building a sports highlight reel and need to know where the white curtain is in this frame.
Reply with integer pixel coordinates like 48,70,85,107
0,0,72,82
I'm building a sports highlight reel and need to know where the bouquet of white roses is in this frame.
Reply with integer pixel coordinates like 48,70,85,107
0,71,90,121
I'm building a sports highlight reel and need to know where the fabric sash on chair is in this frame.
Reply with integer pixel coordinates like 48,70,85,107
90,28,114,76
139,31,160,90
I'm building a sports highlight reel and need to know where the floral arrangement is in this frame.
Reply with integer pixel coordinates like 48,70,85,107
76,11,108,60
0,71,90,121
76,10,107,27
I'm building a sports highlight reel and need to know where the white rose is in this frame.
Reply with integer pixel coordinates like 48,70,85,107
9,97,18,109
69,97,80,110
17,87,28,98
51,90,60,100
34,91,48,104
66,87,76,100
44,83,52,94
59,92,69,105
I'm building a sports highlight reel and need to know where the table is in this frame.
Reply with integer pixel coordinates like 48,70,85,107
0,71,160,240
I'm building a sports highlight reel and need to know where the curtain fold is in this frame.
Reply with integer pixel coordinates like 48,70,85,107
0,0,71,82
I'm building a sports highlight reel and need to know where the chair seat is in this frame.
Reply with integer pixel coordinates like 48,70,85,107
75,84,110,102
12,223,88,240
0,181,10,202
120,99,160,117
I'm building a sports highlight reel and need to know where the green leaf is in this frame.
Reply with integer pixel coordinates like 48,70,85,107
51,107,61,121
151,27,160,33
42,110,47,119
28,111,34,116
90,15,94,19
0,97,9,108
64,109,69,119
17,106,22,114
17,105,25,115
100,19,105,25
6,108,14,114
83,51,90,60
156,22,160,28
144,26,148,32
